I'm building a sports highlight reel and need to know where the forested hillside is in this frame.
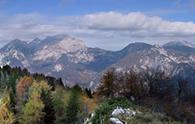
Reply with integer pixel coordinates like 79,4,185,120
0,65,96,124
0,65,194,124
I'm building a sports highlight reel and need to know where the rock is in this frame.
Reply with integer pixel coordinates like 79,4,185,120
111,106,136,117
125,108,136,117
110,117,124,124
112,106,125,116
90,112,95,118
110,107,136,124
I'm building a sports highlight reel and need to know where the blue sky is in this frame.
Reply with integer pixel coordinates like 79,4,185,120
1,0,195,20
0,0,195,50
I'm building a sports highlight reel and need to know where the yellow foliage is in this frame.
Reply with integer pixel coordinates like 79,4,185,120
30,80,52,95
81,92,98,113
0,90,15,124
19,81,49,124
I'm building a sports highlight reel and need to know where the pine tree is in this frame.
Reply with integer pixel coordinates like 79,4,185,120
41,89,56,124
64,86,81,124
52,86,67,124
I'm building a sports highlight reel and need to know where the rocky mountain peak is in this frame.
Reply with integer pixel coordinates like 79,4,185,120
1,35,195,89
119,42,152,54
30,37,41,44
33,35,92,63
164,40,195,48
57,36,87,53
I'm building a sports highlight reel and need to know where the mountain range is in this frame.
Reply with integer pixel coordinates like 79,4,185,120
1,35,195,89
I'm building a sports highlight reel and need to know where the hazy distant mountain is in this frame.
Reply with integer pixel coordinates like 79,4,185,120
1,35,195,89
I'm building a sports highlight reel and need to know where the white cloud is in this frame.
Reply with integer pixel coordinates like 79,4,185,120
0,11,195,50
83,11,195,37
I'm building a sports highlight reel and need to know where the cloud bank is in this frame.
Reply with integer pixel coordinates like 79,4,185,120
0,11,195,50
84,12,195,36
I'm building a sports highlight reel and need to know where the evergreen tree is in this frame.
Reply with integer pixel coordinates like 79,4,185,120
41,89,56,124
52,86,66,124
64,86,81,124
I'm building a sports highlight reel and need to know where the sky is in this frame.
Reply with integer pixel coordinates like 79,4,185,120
0,0,195,50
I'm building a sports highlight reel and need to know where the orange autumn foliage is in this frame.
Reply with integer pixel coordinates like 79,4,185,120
16,76,33,97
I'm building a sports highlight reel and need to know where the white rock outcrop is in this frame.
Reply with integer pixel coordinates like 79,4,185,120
110,106,136,124
110,117,124,124
111,106,136,117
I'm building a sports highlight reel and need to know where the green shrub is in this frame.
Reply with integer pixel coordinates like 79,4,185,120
91,98,131,124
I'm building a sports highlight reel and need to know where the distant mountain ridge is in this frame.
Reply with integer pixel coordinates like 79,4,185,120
1,35,195,89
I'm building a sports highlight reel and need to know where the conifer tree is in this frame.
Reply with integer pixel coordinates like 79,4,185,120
52,86,67,124
41,89,56,124
64,86,81,124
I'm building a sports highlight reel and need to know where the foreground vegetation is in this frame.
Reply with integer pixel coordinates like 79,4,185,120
0,65,194,124
87,98,183,124
0,65,97,124
95,69,195,124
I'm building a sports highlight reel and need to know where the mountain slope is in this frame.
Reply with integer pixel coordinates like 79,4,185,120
1,36,195,89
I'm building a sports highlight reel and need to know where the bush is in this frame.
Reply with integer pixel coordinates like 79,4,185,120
91,98,131,124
